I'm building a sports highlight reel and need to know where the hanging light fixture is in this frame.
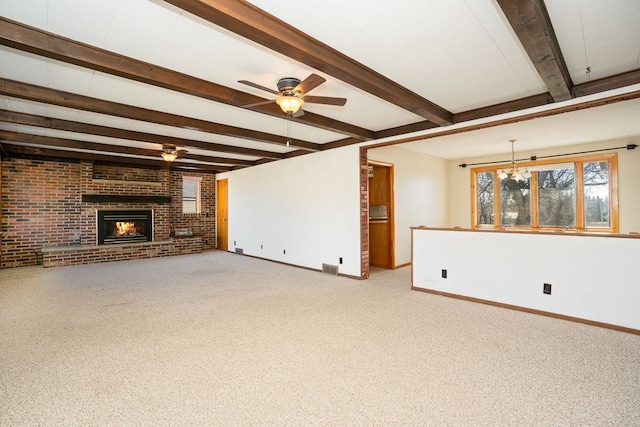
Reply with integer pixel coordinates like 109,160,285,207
161,144,178,162
276,97,303,147
275,95,304,114
498,139,531,181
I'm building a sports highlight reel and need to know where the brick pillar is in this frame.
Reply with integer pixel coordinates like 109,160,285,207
359,147,370,279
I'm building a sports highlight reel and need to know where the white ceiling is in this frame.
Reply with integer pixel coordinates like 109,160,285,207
0,0,639,165
397,93,640,160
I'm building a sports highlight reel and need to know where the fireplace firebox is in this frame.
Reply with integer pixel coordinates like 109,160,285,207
97,210,153,245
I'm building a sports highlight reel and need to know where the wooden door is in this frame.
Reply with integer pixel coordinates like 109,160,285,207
216,179,228,251
368,163,394,269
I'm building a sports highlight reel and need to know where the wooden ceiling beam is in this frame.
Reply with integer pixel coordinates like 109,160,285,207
1,144,225,173
0,109,269,163
162,0,453,126
0,17,374,140
321,137,365,151
454,93,554,123
374,122,440,140
0,130,249,169
0,78,321,152
496,0,573,102
573,69,640,98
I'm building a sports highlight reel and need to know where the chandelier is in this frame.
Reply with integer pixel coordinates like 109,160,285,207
160,144,178,162
498,139,531,181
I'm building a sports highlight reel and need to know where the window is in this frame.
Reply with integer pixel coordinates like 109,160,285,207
476,171,494,225
472,154,618,232
537,164,575,228
182,176,202,214
500,175,531,226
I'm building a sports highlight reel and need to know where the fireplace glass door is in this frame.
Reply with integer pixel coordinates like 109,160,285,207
98,210,153,245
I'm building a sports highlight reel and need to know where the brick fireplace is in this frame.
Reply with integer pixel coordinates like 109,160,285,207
0,158,216,268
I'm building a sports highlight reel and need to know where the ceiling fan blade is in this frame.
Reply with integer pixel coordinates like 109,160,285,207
238,80,280,95
294,73,326,95
240,99,275,108
303,95,347,106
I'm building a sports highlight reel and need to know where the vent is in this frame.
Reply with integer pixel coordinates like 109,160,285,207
322,263,339,275
235,248,244,255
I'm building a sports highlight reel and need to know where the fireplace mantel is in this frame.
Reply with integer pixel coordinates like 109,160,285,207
82,194,171,204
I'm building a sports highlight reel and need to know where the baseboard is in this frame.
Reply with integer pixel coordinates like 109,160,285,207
393,262,411,270
237,252,364,280
411,286,640,336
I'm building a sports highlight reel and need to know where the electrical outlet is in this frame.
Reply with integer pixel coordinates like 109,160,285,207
234,240,236,246
543,283,552,295
283,249,286,255
261,244,263,249
441,269,447,279
339,257,343,264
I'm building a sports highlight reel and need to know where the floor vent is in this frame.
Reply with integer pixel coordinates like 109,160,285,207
322,263,339,275
235,248,244,255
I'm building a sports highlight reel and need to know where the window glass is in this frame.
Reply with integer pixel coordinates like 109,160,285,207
477,171,494,225
182,177,201,214
500,178,531,226
583,162,609,228
538,166,575,227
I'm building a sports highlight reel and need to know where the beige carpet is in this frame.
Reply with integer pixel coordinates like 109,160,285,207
1,251,639,426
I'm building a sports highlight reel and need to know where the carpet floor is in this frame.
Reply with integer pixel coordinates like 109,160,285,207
1,251,639,426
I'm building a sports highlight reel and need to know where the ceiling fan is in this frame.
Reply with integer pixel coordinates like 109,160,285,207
160,144,187,162
238,73,347,117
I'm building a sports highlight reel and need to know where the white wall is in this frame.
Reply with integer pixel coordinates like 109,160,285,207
412,228,640,330
216,145,363,277
214,137,638,279
449,139,640,233
368,145,449,266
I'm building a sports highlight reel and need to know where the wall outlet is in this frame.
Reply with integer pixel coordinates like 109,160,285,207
283,249,286,255
339,257,343,264
543,283,552,295
441,269,447,279
261,244,263,249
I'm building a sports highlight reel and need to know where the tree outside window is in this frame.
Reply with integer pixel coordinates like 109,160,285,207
583,162,610,228
537,166,575,228
472,154,617,232
500,177,531,226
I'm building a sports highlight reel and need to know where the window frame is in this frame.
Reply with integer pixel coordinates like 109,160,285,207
182,176,202,214
471,153,618,233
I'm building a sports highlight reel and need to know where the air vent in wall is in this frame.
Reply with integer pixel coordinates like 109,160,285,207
235,248,244,255
322,263,339,275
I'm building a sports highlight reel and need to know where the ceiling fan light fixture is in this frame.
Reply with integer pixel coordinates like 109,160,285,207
276,95,304,114
161,144,178,162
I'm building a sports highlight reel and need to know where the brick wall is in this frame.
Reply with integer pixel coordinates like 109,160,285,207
360,147,370,278
1,158,216,268
92,163,160,182
169,171,216,250
1,159,82,267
